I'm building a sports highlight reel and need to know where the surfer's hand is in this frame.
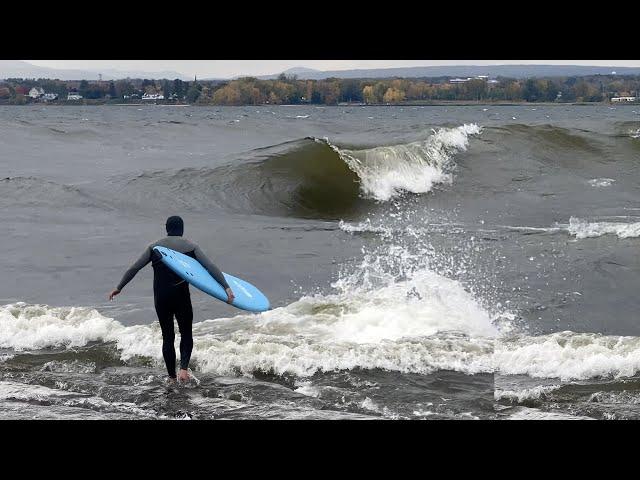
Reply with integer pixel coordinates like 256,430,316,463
109,289,121,301
225,288,235,304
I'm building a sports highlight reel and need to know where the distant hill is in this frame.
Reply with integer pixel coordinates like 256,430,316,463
0,60,190,81
258,64,640,80
224,66,321,81
4,61,639,83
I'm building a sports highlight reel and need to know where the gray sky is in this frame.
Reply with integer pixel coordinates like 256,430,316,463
27,60,640,78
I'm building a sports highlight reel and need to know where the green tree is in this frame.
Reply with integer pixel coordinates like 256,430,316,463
522,79,541,102
174,79,185,98
79,80,89,98
340,79,362,102
186,83,201,103
162,80,171,98
115,80,134,98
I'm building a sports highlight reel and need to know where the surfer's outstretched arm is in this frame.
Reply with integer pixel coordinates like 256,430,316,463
109,246,153,299
193,245,235,303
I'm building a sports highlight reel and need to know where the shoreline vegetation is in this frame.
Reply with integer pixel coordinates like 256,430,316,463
2,101,637,107
1,74,639,106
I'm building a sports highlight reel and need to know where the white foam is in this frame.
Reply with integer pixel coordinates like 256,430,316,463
0,353,14,363
338,219,466,237
360,397,402,418
506,407,593,420
412,409,436,417
327,124,481,201
495,332,640,381
568,217,640,239
494,384,561,402
7,302,640,383
294,383,321,398
360,397,380,412
501,225,564,234
186,257,499,377
1,269,497,378
0,303,125,350
588,178,615,188
40,360,97,374
338,219,391,235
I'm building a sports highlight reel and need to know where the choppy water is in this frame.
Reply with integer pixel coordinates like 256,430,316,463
1,104,639,419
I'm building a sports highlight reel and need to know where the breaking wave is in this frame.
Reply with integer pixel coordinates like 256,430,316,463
107,124,481,219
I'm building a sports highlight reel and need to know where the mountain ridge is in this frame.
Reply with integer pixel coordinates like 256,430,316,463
253,64,640,80
0,61,190,81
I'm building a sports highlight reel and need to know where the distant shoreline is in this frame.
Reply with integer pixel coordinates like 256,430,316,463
1,100,637,107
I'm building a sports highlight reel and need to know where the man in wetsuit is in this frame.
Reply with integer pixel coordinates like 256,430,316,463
108,216,235,385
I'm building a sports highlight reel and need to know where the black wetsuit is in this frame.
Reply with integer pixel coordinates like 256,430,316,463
116,231,229,378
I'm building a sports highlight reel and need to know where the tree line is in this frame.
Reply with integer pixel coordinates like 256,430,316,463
1,74,639,105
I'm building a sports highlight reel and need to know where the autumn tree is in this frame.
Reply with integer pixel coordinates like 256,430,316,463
383,87,405,104
304,81,314,103
407,82,431,100
465,79,487,100
362,85,375,104
373,82,387,103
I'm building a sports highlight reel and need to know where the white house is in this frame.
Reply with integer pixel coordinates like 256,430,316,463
611,96,637,102
142,93,165,100
67,92,83,100
28,87,45,98
42,93,58,101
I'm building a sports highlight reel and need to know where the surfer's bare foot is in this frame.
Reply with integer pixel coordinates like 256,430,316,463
166,377,177,388
178,369,190,383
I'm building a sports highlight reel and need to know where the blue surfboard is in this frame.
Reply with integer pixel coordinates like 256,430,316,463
153,246,270,312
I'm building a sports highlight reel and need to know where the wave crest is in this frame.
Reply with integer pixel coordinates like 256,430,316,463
327,123,481,201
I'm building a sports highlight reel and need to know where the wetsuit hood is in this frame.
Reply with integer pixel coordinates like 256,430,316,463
166,216,184,236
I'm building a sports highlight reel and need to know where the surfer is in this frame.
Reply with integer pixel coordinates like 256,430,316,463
108,215,235,385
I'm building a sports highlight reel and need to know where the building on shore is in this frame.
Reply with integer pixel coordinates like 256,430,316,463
450,78,472,84
28,87,45,99
67,92,83,100
142,93,165,100
449,76,495,84
611,96,637,102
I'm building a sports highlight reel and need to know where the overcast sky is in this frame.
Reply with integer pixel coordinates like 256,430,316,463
26,60,640,78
